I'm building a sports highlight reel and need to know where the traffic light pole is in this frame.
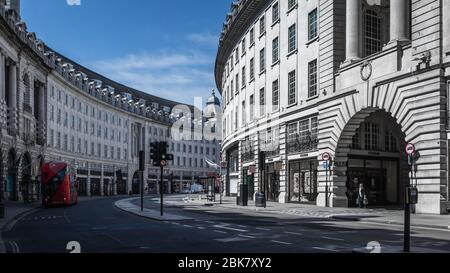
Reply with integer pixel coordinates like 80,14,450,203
140,170,144,212
160,165,164,217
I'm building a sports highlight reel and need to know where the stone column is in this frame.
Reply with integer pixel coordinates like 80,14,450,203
87,164,91,197
8,62,17,108
100,165,105,196
389,0,409,43
345,0,361,63
38,84,45,129
0,53,5,101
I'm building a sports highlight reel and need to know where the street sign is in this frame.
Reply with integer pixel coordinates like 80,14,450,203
322,152,331,162
406,143,415,155
160,160,167,167
248,165,256,174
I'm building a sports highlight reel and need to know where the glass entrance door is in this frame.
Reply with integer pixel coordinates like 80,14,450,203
347,157,399,207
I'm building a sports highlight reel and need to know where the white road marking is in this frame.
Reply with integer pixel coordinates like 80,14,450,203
321,236,345,242
271,240,293,245
238,234,256,239
313,247,339,252
256,227,271,231
197,227,206,230
284,231,303,236
213,225,247,232
215,237,249,243
214,230,228,234
183,225,193,228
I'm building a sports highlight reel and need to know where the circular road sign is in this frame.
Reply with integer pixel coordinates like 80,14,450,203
160,160,167,167
406,143,415,155
322,152,331,162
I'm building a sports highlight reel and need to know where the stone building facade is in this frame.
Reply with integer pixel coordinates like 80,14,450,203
0,0,220,203
216,0,450,214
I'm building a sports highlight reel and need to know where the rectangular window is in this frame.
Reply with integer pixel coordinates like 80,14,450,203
250,28,255,46
242,101,246,125
288,0,297,10
363,10,382,57
235,74,239,92
242,66,246,87
288,24,297,53
242,38,246,54
272,79,279,111
250,58,255,81
272,37,279,64
260,48,266,73
308,9,318,40
259,88,265,117
260,15,265,36
308,59,318,97
272,2,279,24
288,70,297,105
250,95,255,121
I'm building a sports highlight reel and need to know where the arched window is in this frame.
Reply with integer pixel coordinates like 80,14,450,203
363,10,382,57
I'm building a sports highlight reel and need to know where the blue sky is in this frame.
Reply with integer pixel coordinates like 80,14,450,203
21,0,230,104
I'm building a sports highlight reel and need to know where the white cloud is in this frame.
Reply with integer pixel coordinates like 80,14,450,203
91,51,217,105
186,33,219,46
66,0,81,6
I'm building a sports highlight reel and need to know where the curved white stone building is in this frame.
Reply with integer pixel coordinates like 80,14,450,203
0,0,220,203
216,0,450,214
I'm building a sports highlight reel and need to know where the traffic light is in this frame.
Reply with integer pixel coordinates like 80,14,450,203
150,142,174,167
150,142,162,167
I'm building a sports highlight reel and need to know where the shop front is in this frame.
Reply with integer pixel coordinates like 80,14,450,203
90,178,101,196
264,163,280,202
242,166,255,201
77,178,87,196
288,159,318,203
346,156,400,207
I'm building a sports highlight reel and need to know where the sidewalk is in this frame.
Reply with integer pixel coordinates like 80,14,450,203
115,198,194,221
165,195,450,230
0,201,41,253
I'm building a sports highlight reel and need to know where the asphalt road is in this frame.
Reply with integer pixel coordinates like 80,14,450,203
2,195,450,253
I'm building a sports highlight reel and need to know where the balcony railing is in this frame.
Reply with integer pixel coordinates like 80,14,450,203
242,149,255,163
264,146,280,158
36,122,46,146
287,137,319,154
23,103,33,114
23,132,36,146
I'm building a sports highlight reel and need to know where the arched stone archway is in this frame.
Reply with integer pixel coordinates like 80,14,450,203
7,148,18,201
21,152,32,202
327,109,409,208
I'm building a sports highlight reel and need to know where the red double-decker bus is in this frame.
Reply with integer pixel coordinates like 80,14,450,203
41,162,78,206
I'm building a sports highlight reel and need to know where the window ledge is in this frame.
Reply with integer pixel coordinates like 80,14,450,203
249,42,255,49
271,60,280,68
306,36,319,46
259,70,266,76
287,103,298,109
259,32,266,39
287,49,298,58
271,18,280,28
287,4,298,15
249,78,255,84
306,95,319,102
241,52,246,58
